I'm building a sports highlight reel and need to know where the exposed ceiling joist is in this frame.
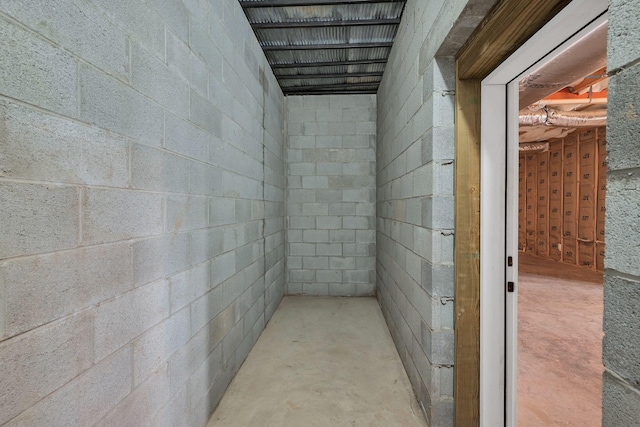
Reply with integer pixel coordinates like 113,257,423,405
284,82,378,91
277,72,383,79
240,0,405,8
271,59,387,68
251,19,401,29
262,42,394,51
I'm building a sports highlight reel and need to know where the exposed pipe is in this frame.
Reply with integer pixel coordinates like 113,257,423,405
519,142,549,152
519,21,608,109
519,108,607,127
531,97,607,107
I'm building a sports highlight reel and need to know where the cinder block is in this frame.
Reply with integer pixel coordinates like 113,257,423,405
132,43,189,117
235,199,252,222
80,64,164,147
190,228,224,265
191,15,223,73
91,0,166,56
168,326,211,394
315,190,342,203
222,321,244,363
422,261,453,297
422,196,454,229
1,242,133,339
343,216,370,230
149,384,189,427
132,307,190,386
133,233,191,286
343,188,374,203
316,162,343,175
5,345,132,427
608,0,640,71
0,98,129,188
405,198,422,225
303,203,329,216
602,369,640,426
148,0,189,41
132,144,190,193
166,32,208,96
421,321,454,365
302,176,329,189
289,243,316,256
210,198,235,226
289,216,315,229
330,257,356,270
289,162,316,176
94,279,169,362
287,256,302,269
303,256,329,269
604,274,640,385
329,283,356,296
1,0,129,81
316,108,343,122
289,269,315,283
317,243,342,256
190,162,224,197
317,270,342,283
287,229,302,243
422,127,455,164
0,15,77,116
316,216,342,229
343,135,372,148
190,286,225,335
604,174,640,276
0,183,79,259
302,283,329,295
330,230,356,243
165,195,208,233
190,89,223,136
0,311,94,425
608,64,640,170
189,345,223,411
355,283,375,296
303,95,330,108
211,251,237,286
303,230,329,243
287,108,316,123
356,202,376,217
316,136,343,148
165,112,209,160
344,243,374,256
344,270,371,284
169,263,210,314
356,230,376,243
95,363,170,427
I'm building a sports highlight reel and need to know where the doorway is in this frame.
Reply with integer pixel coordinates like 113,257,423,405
479,0,608,425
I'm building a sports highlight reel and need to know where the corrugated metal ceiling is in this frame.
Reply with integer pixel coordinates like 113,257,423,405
239,0,406,95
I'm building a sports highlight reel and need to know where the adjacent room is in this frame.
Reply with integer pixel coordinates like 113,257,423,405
516,19,608,423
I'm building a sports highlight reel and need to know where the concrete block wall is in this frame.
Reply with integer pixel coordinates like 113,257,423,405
375,0,477,424
602,0,640,424
0,0,285,425
286,95,377,296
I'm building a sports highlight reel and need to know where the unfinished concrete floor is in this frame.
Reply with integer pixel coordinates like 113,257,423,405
207,296,427,427
518,254,603,426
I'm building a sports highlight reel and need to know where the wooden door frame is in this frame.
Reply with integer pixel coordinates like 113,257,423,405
452,1,572,425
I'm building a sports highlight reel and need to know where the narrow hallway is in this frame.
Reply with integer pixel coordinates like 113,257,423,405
207,297,427,426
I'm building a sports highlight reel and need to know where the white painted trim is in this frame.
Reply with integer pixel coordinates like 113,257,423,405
479,1,608,426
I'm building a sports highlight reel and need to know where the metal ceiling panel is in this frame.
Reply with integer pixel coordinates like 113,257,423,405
239,0,406,95
245,3,404,23
274,63,386,76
